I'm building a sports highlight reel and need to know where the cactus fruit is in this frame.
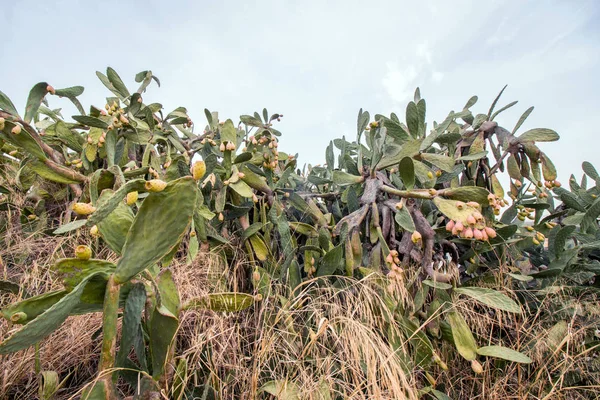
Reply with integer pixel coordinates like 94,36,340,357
191,161,206,180
484,227,497,239
446,220,455,232
75,245,92,260
252,270,260,282
145,179,167,192
73,202,96,215
411,231,422,244
90,225,100,237
126,191,139,206
471,360,484,374
46,85,56,95
11,125,22,135
0,117,4,130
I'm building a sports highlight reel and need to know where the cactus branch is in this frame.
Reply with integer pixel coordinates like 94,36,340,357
99,275,120,373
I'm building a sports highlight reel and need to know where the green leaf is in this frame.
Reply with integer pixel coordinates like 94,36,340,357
116,283,146,371
582,161,599,181
86,179,146,226
454,287,521,314
442,186,491,204
357,108,369,136
249,234,269,261
476,346,531,363
53,258,115,291
106,67,130,98
316,245,344,277
457,151,488,161
332,170,363,186
406,102,419,137
24,82,49,123
184,293,254,312
0,272,104,354
229,179,254,198
114,177,198,284
53,219,88,235
512,106,534,134
72,115,108,129
582,198,600,233
491,100,518,121
0,89,20,117
54,86,84,97
1,290,66,325
221,119,237,145
149,270,180,379
28,159,80,184
447,311,478,361
487,85,507,118
518,128,559,143
421,153,455,172
0,120,47,159
394,203,416,232
326,141,334,170
399,157,415,190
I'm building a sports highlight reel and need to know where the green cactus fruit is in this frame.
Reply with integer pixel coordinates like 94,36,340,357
75,245,92,260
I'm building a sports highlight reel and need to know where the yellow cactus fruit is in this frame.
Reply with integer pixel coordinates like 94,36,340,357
411,231,422,244
428,188,437,196
218,212,224,222
46,85,56,95
145,179,167,192
0,117,4,130
395,202,403,210
532,237,540,245
435,170,442,177
11,125,22,135
255,293,263,301
190,230,196,237
427,171,434,179
75,245,92,260
191,160,206,181
90,225,100,237
126,191,139,206
27,214,37,221
72,202,96,215
471,360,484,374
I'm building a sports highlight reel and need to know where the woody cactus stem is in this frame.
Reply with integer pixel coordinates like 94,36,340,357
99,275,120,374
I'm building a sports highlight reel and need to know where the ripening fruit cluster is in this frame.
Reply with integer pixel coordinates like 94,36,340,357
524,225,549,246
516,205,536,221
88,130,108,148
487,194,506,216
385,249,404,280
105,101,130,130
305,257,317,276
544,180,561,189
245,133,280,170
445,203,497,241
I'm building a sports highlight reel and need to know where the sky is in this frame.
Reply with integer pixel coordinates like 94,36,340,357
1,0,599,184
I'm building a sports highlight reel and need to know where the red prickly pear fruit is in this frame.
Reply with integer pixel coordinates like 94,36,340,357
454,221,464,232
466,215,476,226
473,228,483,240
464,227,474,239
484,227,497,239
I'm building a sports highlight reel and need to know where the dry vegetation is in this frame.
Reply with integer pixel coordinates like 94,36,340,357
1,220,598,399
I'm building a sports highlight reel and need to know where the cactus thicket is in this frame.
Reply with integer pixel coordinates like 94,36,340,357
0,69,598,398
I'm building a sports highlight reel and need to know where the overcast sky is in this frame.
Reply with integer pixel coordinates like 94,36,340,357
2,0,599,184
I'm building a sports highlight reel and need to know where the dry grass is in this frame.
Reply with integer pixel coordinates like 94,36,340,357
0,210,598,399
